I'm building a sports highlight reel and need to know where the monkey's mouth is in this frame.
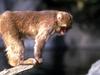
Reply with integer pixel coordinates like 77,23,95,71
60,27,67,35
60,25,72,35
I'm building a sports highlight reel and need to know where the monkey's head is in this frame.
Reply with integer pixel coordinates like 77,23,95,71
56,11,73,35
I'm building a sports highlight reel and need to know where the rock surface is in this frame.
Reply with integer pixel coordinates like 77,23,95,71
87,60,100,75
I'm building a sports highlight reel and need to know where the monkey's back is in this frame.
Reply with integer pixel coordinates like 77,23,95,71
0,10,56,37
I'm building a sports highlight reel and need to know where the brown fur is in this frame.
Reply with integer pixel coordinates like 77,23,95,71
0,10,72,66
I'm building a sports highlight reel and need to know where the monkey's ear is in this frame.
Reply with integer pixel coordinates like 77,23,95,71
57,12,63,22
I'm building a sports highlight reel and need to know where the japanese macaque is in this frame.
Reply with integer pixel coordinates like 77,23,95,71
0,10,72,66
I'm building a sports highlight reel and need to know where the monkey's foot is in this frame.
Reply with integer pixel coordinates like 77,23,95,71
9,58,42,66
22,58,41,65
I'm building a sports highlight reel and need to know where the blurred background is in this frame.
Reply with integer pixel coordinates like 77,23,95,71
0,0,100,75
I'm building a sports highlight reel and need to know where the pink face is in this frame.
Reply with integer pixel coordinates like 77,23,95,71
56,11,72,35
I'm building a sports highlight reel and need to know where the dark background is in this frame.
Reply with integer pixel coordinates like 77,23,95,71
0,0,100,75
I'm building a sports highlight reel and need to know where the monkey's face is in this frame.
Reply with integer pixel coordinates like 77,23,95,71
56,12,72,35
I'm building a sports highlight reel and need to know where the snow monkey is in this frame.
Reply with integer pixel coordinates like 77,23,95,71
0,10,72,66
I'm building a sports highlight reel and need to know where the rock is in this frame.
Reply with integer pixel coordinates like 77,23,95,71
87,60,100,75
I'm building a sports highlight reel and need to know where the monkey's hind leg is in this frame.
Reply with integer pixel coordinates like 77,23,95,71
3,32,38,66
3,32,24,66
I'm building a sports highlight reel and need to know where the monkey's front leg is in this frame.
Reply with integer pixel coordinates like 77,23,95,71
33,30,50,65
34,35,46,64
20,38,46,65
23,30,49,65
